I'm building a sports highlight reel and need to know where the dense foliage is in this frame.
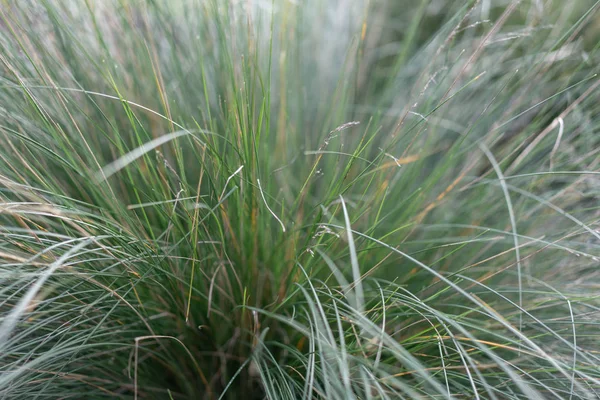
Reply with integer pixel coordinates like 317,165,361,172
1,0,599,398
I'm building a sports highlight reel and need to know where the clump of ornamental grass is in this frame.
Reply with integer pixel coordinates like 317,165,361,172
1,0,599,398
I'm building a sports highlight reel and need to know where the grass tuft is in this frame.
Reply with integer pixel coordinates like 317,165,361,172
1,0,599,398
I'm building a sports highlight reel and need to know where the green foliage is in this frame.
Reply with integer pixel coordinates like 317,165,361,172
1,0,599,398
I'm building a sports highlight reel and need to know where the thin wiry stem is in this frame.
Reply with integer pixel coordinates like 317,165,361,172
479,143,523,339
257,179,286,233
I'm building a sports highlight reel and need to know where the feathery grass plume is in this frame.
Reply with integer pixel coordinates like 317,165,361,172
1,0,600,398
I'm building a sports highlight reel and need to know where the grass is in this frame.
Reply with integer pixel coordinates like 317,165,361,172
0,0,599,398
